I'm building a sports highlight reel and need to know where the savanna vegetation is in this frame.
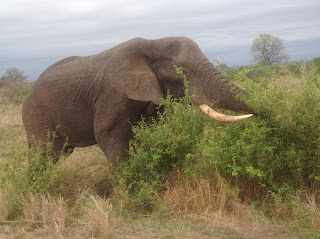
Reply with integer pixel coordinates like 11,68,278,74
0,67,32,105
0,59,319,238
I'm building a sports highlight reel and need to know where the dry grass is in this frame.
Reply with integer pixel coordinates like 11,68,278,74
22,194,68,235
0,189,11,221
0,103,26,162
302,193,320,227
77,195,116,238
160,172,295,238
163,171,245,218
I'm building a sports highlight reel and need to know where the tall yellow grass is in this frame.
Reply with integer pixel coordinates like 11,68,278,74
22,194,67,235
162,170,247,220
78,195,114,238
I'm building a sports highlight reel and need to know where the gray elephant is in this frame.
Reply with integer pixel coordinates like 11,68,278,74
22,37,253,166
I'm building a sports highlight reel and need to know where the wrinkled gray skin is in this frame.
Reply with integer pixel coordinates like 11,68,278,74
22,37,252,166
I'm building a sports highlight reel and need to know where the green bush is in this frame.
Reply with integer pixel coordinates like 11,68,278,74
116,63,320,212
313,57,320,77
25,134,59,194
116,67,205,211
287,62,303,76
116,96,205,211
195,65,320,196
0,131,64,219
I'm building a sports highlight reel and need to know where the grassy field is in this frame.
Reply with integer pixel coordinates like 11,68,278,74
0,62,319,238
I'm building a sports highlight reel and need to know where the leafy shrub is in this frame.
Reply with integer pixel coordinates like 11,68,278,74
0,131,64,219
25,134,59,194
116,63,320,213
313,57,320,78
116,67,205,211
195,65,320,197
116,95,205,211
287,62,303,76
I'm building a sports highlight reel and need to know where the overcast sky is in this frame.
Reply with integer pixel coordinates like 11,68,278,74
1,0,320,80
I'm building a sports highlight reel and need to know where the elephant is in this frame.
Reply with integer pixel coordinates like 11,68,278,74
22,37,253,166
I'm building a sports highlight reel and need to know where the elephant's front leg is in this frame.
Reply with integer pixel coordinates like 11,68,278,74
95,123,131,167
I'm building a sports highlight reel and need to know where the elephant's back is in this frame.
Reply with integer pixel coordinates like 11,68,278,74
36,56,88,84
22,54,104,143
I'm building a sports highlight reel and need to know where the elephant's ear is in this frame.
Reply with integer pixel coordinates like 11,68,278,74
109,53,164,105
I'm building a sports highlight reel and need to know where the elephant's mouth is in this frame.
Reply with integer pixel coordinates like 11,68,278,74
198,104,253,122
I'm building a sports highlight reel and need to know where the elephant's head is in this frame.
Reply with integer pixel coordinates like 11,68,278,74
109,37,253,121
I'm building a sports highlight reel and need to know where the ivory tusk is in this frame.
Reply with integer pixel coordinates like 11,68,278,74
199,104,253,122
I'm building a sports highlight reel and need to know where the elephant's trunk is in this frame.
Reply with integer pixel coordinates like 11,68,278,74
194,59,253,121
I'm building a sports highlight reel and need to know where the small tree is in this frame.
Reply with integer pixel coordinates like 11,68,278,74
0,67,29,104
3,67,27,83
250,34,289,65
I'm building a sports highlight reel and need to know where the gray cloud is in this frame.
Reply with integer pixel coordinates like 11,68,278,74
1,0,319,79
